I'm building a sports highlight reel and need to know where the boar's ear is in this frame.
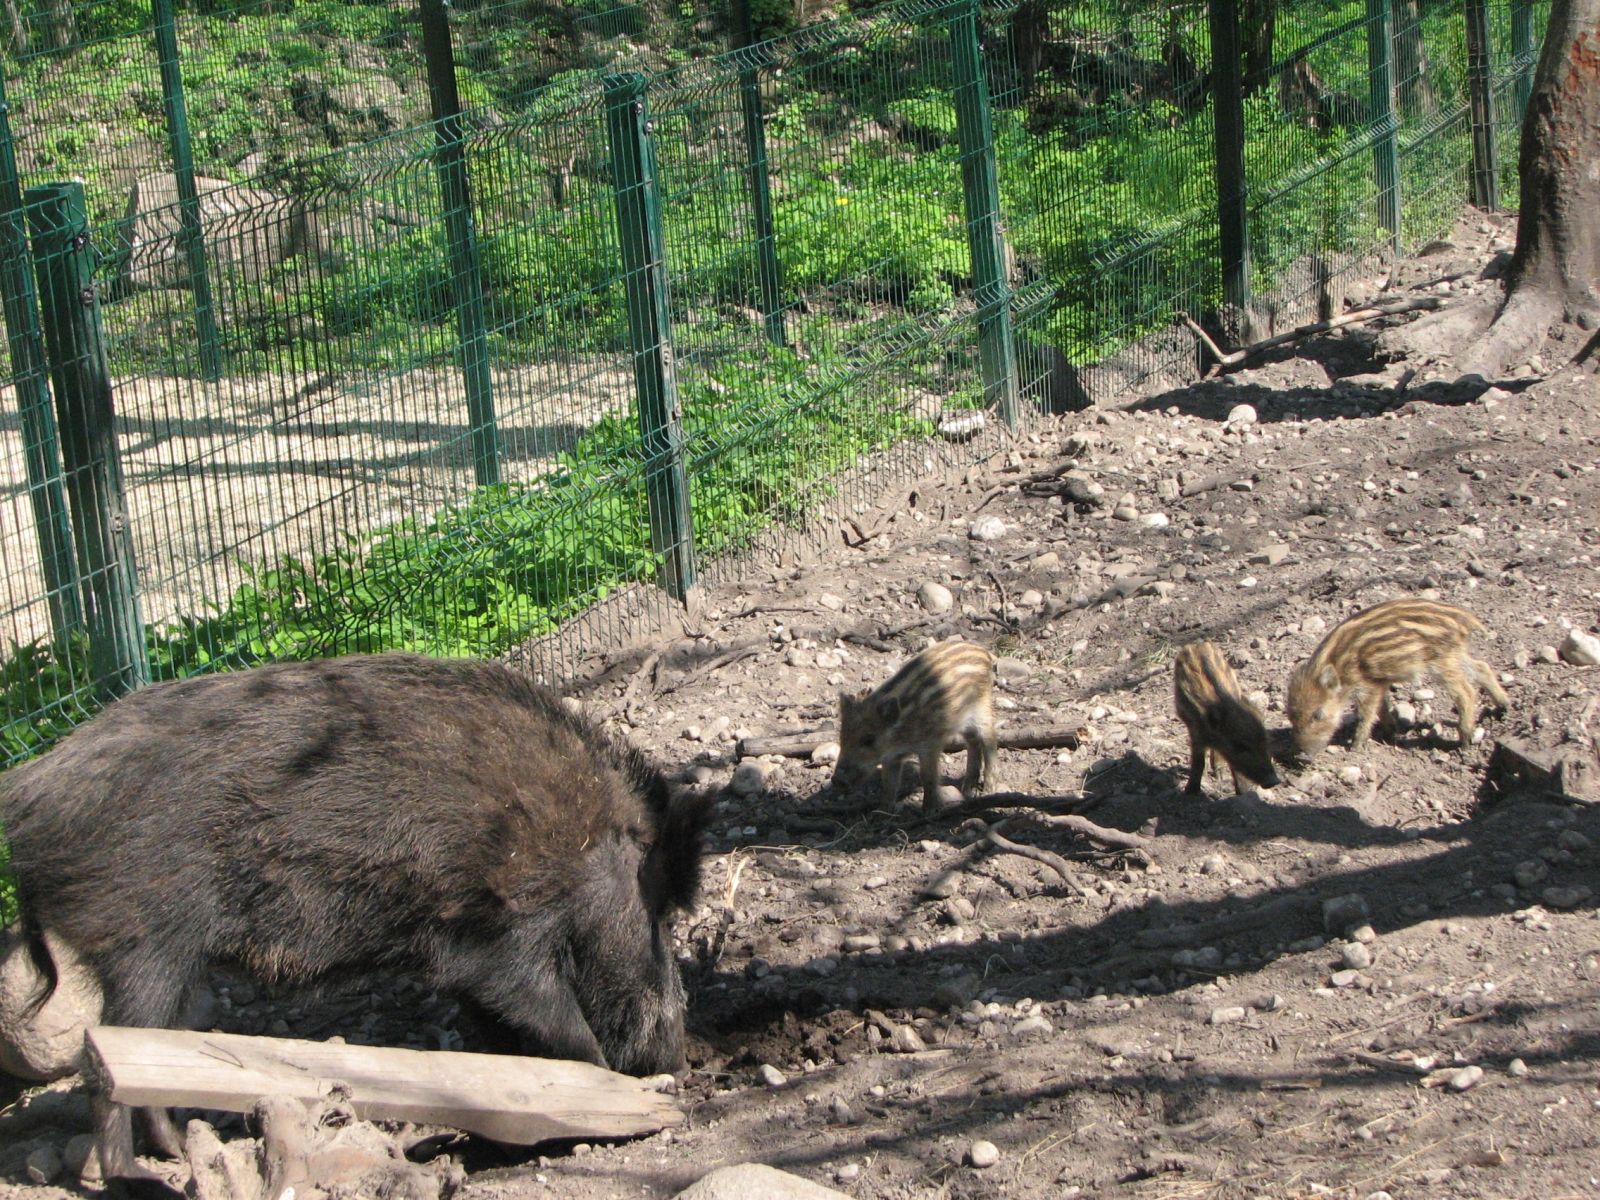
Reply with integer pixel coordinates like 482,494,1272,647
646,787,713,913
1316,665,1339,690
876,695,903,723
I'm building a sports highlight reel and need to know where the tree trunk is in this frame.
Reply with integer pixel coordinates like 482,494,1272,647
1460,0,1600,375
1391,0,1438,119
2,0,27,56
1240,0,1276,95
1010,0,1050,100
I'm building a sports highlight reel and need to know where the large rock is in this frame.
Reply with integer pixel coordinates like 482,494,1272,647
0,925,103,1080
674,1164,850,1200
118,173,321,293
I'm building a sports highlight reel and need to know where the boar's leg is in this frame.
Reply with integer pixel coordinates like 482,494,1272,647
1183,734,1207,795
93,945,200,1184
961,721,998,797
1349,686,1384,749
1435,658,1481,748
1469,655,1509,713
917,744,946,814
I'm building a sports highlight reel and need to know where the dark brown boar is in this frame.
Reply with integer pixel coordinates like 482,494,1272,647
0,652,708,1189
1285,597,1509,758
1173,641,1280,795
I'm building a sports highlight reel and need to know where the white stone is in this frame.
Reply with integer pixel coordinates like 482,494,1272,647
673,1163,850,1199
1141,512,1169,528
1448,1064,1485,1091
967,1140,1001,1169
811,741,840,765
968,516,1007,542
917,581,954,614
1209,1006,1248,1025
1341,942,1373,970
758,1063,788,1088
1559,628,1600,666
1225,403,1258,427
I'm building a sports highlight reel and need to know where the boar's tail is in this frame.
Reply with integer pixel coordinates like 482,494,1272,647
11,912,61,1020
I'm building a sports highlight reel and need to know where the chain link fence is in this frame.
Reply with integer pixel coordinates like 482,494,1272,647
0,0,1549,765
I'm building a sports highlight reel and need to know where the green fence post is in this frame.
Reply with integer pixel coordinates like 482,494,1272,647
1510,0,1534,120
733,0,786,348
0,76,81,643
1463,0,1500,210
603,73,697,604
150,0,223,381
1208,0,1252,325
1366,0,1401,254
26,183,149,698
419,0,501,488
950,1,1019,426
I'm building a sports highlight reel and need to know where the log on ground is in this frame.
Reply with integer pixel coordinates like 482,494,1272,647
84,1026,682,1146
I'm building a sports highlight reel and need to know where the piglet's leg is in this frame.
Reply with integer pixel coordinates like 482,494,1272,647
1349,687,1384,748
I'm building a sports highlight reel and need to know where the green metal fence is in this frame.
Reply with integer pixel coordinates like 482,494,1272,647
0,0,1549,765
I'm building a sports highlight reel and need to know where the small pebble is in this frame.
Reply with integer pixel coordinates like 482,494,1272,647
917,581,954,614
1448,1064,1485,1091
1559,628,1600,666
1341,942,1373,970
758,1064,787,1088
968,516,1007,542
1507,1058,1529,1077
1209,1006,1248,1025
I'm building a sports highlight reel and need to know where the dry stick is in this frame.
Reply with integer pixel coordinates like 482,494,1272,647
736,723,1086,761
618,647,665,725
1183,296,1443,372
1024,812,1156,864
985,820,1092,898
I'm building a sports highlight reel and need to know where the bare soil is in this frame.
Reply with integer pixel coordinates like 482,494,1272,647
4,211,1600,1200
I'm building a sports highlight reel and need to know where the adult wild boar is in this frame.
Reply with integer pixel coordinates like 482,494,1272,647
0,652,708,1187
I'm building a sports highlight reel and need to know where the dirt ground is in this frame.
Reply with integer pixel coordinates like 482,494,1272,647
3,210,1600,1199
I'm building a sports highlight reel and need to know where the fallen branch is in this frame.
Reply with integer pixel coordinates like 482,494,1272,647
1182,297,1443,372
1023,812,1155,864
737,723,1086,761
984,820,1092,899
618,647,665,725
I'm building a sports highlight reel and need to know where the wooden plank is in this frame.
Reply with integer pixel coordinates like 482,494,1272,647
84,1026,683,1146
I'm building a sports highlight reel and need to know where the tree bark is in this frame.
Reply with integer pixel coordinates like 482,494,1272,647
1240,0,1277,95
1391,0,1438,119
1459,0,1600,376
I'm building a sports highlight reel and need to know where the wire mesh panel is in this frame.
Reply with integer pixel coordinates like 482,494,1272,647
0,0,1560,764
987,0,1216,404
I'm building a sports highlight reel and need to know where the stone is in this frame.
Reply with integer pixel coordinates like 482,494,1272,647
1513,859,1549,888
1018,588,1045,607
995,657,1033,683
1541,884,1593,910
758,1063,788,1088
1141,512,1170,528
731,761,770,796
1538,644,1562,665
1156,478,1181,502
25,1146,63,1185
818,592,845,612
1031,551,1061,570
1448,1065,1485,1091
967,1140,1001,1169
1209,1006,1248,1025
1322,894,1370,934
968,516,1008,542
64,1134,99,1181
1012,1014,1053,1037
1507,1057,1529,1077
891,1023,928,1053
673,1164,851,1199
918,581,954,614
1559,628,1600,666
940,411,987,441
811,741,841,765
1225,403,1258,427
1329,969,1364,988
1341,942,1373,970
1249,544,1290,566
